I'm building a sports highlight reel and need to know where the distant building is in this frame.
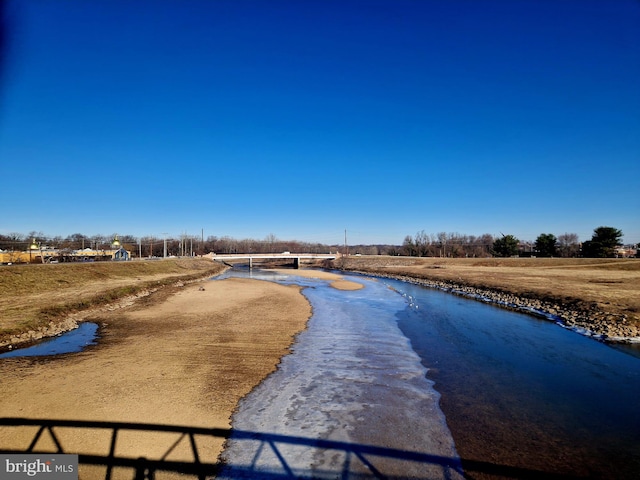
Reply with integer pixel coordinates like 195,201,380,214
615,246,637,258
0,237,132,264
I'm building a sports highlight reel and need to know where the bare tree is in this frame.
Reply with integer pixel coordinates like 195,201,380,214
436,232,448,257
414,230,431,257
402,235,417,256
446,233,465,257
264,233,278,251
217,236,236,254
558,233,580,258
0,232,25,250
28,231,46,245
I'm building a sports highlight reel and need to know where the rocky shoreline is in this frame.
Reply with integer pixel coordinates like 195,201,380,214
349,270,640,343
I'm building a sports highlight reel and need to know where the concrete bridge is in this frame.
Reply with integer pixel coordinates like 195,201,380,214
211,253,337,269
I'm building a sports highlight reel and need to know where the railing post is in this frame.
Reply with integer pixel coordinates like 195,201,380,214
134,457,154,480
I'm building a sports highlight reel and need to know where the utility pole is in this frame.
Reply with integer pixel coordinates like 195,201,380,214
162,233,168,258
344,229,348,256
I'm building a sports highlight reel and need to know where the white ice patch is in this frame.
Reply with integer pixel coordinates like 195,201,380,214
218,273,463,480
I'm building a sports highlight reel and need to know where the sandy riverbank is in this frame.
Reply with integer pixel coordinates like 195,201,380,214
0,275,312,479
271,268,364,290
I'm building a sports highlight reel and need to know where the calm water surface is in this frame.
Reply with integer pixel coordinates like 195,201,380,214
0,322,98,358
226,269,640,479
384,276,640,479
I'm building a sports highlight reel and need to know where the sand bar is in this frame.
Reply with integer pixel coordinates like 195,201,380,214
0,276,311,479
271,268,365,290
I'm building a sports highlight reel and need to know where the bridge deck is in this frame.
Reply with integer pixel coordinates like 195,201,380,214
211,253,337,268
212,254,337,259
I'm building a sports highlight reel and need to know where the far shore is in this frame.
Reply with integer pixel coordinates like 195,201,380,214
330,256,640,341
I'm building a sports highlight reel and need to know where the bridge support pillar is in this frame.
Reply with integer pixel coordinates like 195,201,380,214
249,257,253,269
293,257,300,269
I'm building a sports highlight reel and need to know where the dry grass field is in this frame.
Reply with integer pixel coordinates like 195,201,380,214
334,256,640,337
0,258,225,344
2,255,639,345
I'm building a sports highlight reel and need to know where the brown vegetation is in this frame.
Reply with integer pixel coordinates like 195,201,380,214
0,258,226,344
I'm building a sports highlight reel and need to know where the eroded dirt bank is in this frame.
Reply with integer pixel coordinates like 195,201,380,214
0,258,227,349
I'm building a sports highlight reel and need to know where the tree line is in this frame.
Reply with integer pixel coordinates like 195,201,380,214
401,232,495,258
400,226,630,258
0,232,338,259
0,226,633,260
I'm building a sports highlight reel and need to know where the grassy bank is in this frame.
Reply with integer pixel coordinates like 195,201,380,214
0,258,226,343
330,256,640,338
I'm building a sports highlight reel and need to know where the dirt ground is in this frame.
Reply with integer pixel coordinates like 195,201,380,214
0,276,312,479
0,267,366,479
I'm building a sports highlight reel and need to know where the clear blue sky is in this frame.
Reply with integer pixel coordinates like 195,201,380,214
1,0,639,245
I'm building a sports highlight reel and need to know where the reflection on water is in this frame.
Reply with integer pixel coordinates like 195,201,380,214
610,340,640,359
218,268,463,479
387,277,640,479
0,322,98,358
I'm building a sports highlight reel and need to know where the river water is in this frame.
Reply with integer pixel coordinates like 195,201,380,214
391,276,640,479
218,268,640,480
217,269,463,479
3,267,638,478
0,322,98,358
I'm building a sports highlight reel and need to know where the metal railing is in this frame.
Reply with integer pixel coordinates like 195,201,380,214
1,417,578,479
0,417,464,480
